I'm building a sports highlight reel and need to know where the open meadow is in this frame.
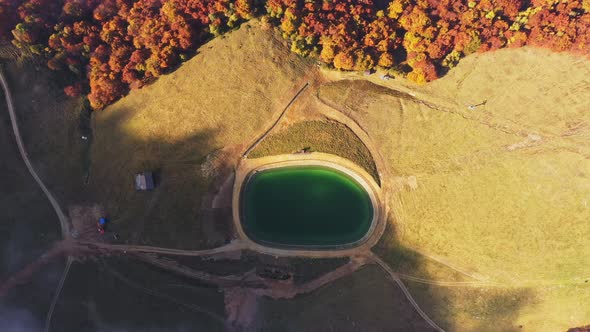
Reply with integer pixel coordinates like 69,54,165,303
318,46,590,330
89,21,314,248
2,17,590,331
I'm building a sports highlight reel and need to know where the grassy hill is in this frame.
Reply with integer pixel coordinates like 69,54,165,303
3,18,590,331
90,21,313,248
84,26,590,330
318,46,590,331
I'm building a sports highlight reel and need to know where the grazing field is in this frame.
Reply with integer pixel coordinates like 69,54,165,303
319,51,590,283
406,281,534,332
0,61,89,207
89,21,313,248
249,120,379,182
404,280,590,332
318,46,590,330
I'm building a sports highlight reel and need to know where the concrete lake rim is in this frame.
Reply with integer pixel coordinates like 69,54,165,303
231,153,386,258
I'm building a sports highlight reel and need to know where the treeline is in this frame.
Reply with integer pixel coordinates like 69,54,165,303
1,0,590,109
0,0,258,109
268,0,590,83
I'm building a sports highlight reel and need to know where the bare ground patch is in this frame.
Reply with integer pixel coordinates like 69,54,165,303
224,287,259,331
68,205,105,242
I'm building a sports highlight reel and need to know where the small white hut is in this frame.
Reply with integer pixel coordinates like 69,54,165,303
135,172,155,191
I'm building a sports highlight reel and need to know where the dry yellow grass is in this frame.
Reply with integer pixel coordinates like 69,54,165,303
405,279,590,332
318,47,590,331
93,31,590,328
319,54,590,283
90,21,313,248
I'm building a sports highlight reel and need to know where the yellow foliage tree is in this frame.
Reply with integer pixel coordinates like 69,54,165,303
377,52,394,67
407,68,427,84
333,51,354,70
352,49,374,71
320,38,337,63
387,0,408,19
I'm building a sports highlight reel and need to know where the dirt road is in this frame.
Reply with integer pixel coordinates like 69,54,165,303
0,68,70,237
368,252,445,332
0,67,74,332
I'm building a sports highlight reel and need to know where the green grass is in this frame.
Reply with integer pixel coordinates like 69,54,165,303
249,120,380,183
0,60,71,331
0,60,83,260
2,61,88,204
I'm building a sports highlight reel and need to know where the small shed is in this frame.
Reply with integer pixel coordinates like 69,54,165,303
135,171,155,191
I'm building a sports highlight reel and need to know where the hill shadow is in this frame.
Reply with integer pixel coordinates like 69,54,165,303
370,220,535,331
86,107,235,249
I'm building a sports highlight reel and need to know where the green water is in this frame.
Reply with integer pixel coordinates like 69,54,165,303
241,166,373,247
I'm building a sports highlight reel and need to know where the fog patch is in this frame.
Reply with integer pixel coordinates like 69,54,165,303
0,305,43,331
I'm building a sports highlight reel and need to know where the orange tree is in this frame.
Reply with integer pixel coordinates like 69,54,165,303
4,0,590,109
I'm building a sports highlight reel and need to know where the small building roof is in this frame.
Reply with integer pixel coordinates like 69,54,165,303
135,171,155,191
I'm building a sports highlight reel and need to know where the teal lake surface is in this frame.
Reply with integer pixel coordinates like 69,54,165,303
241,166,373,247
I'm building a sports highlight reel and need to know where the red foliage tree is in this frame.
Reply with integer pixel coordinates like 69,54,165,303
64,81,87,97
5,0,590,104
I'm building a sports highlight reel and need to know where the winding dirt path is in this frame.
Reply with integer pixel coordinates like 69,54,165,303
0,68,70,236
253,254,369,299
85,239,249,256
0,234,471,331
368,252,445,332
128,248,447,330
0,67,73,332
242,82,309,158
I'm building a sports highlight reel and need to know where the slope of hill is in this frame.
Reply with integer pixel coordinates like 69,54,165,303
90,21,314,248
318,46,590,331
3,16,590,330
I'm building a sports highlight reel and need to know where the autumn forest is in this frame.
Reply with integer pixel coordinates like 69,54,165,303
1,0,589,109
